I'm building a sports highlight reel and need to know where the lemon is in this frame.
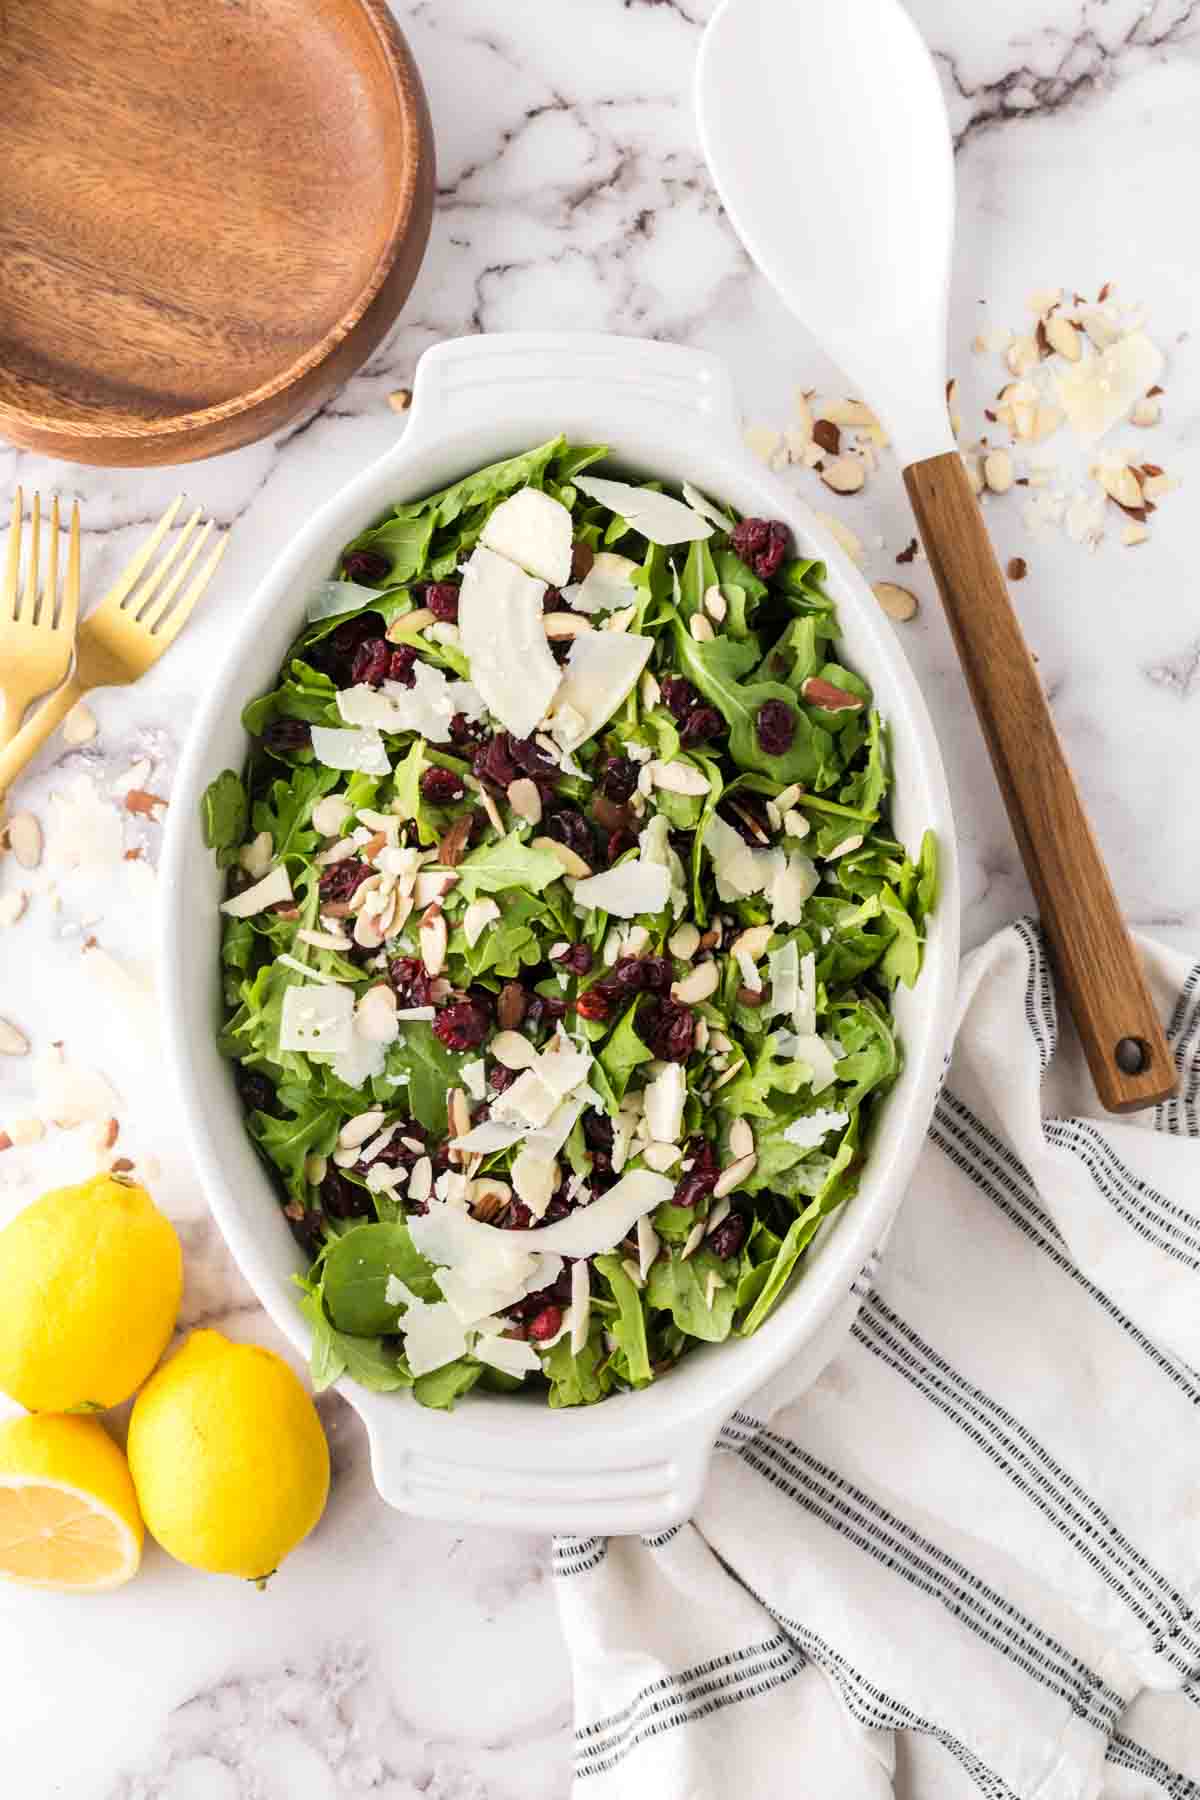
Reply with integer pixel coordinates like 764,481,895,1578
0,1413,143,1590
0,1173,182,1412
127,1330,329,1581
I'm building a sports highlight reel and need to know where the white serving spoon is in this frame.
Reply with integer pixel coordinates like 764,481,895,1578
695,0,1174,1115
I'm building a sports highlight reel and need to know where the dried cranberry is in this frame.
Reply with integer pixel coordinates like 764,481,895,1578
318,858,374,902
575,987,614,1022
510,734,560,786
525,994,567,1033
425,582,460,622
449,711,488,748
755,699,796,755
730,517,791,581
310,613,384,683
708,1211,748,1260
342,550,391,586
420,765,466,804
606,828,637,865
350,636,393,687
544,808,594,864
388,956,434,1007
720,797,771,846
582,1112,614,1153
571,542,595,582
489,1064,519,1094
600,755,638,803
640,956,673,994
527,1305,563,1341
321,1168,371,1220
433,998,491,1051
680,705,724,745
544,1193,573,1223
473,732,521,788
289,1210,327,1256
553,943,593,975
640,996,695,1062
505,1201,534,1230
661,675,700,722
671,1141,719,1208
263,718,311,755
236,1069,277,1115
388,645,418,688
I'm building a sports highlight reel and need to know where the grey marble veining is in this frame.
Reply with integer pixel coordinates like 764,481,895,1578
0,2,1197,1794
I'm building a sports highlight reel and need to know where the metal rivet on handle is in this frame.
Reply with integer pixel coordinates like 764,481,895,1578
1115,1037,1151,1075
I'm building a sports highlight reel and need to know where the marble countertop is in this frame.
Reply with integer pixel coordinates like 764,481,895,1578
2,2,1198,1794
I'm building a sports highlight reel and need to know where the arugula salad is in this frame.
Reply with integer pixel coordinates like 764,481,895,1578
202,438,935,1410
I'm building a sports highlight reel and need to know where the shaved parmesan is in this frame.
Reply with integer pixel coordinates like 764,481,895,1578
637,1213,661,1281
459,545,560,738
547,631,654,751
769,852,819,926
279,982,355,1054
574,475,712,546
768,940,798,1023
451,1119,526,1154
220,863,292,918
532,1170,673,1256
571,860,670,918
330,1028,388,1088
462,898,500,947
479,487,574,585
797,951,817,1036
638,813,688,917
305,578,381,622
337,662,485,741
461,1059,486,1102
642,1063,686,1144
400,1300,470,1377
570,1260,591,1354
704,812,784,902
475,1334,542,1377
492,1071,561,1130
524,1093,589,1161
1055,331,1164,443
783,1108,849,1148
511,1147,558,1219
681,481,734,532
309,725,390,775
783,1033,841,1095
565,552,640,615
537,1043,593,1098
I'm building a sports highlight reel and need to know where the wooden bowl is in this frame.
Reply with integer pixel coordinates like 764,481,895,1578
0,0,434,466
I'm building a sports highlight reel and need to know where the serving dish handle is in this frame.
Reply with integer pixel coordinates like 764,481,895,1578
402,331,741,455
364,1420,717,1535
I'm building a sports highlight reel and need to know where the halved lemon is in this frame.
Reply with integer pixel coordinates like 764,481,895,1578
0,1413,144,1590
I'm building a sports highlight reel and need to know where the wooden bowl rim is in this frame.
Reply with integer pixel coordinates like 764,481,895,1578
0,0,431,445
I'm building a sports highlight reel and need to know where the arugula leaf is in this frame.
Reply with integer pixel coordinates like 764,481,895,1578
248,1101,340,1201
322,1221,439,1335
737,1199,823,1335
252,763,339,862
391,737,426,828
595,1253,653,1385
201,771,248,866
342,513,436,586
385,437,569,529
671,611,827,787
647,1248,736,1342
597,1002,653,1102
916,829,938,921
296,1290,411,1393
456,831,565,898
830,997,899,1107
384,1025,464,1135
544,1327,614,1407
715,1033,810,1119
413,1360,482,1410
839,710,888,819
880,883,922,989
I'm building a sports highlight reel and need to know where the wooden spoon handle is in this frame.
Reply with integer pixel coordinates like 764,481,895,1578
904,450,1174,1114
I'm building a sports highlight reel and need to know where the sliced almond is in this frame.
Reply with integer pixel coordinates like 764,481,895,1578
983,449,1014,494
385,607,435,641
1131,395,1162,428
1080,308,1120,352
0,890,28,927
1044,314,1081,362
312,794,350,837
491,1029,538,1070
469,1178,511,1223
62,701,98,746
641,1141,682,1173
713,1151,756,1199
1096,463,1144,510
507,778,543,824
872,581,918,622
688,613,716,642
812,417,842,456
1026,286,1062,315
5,813,42,870
1121,523,1150,546
418,906,448,975
818,397,879,430
533,836,591,879
819,456,865,495
544,612,593,640
962,454,984,497
0,1018,29,1056
640,670,661,710
338,1109,385,1150
1005,334,1040,378
388,387,412,412
238,831,274,880
671,960,719,1005
703,585,727,623
945,378,961,440
448,1087,472,1144
356,983,400,1043
728,1118,754,1160
304,1153,328,1186
479,785,506,837
729,923,773,961
297,926,352,951
668,922,700,960
93,1116,119,1153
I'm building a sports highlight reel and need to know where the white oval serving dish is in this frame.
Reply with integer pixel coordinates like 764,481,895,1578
160,332,959,1535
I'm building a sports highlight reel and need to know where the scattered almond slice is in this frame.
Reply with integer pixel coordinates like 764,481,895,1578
5,812,42,870
1131,395,1161,428
0,890,28,927
1044,314,1081,362
983,449,1014,495
820,456,865,495
1121,523,1149,546
1026,286,1062,315
872,581,918,622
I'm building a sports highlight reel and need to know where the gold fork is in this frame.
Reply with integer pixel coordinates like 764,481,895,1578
0,490,81,751
0,497,227,801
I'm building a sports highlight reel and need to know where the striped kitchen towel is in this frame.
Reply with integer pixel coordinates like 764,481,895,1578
555,922,1200,1800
